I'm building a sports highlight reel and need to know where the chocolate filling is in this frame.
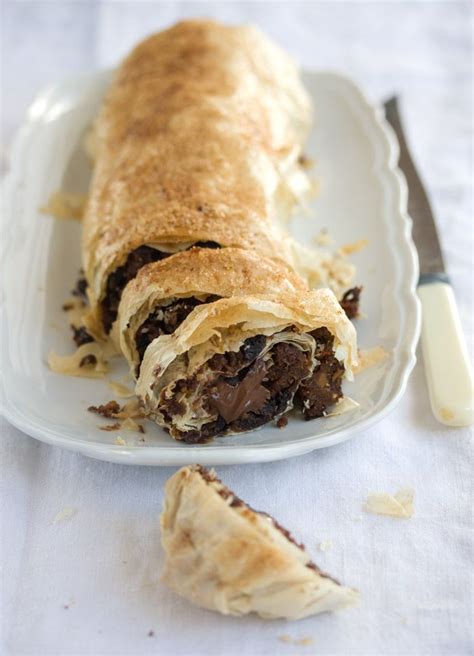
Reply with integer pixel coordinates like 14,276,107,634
162,335,312,443
194,465,337,582
71,325,94,347
79,354,97,367
101,241,221,333
208,357,269,422
88,400,121,418
135,294,220,367
340,286,362,320
296,327,344,419
71,271,88,300
102,246,166,333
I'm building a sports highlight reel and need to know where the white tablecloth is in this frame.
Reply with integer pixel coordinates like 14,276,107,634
2,2,473,655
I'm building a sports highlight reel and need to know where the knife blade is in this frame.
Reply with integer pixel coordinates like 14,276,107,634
384,97,473,427
384,97,447,283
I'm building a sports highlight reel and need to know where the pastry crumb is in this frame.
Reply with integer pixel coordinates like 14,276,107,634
121,417,143,432
318,539,333,552
99,422,121,432
53,507,77,523
276,416,288,429
297,154,314,170
115,398,146,420
48,342,108,378
364,488,414,518
88,399,146,424
440,407,455,421
40,191,87,221
338,238,368,256
340,286,363,319
114,436,127,446
278,635,314,646
354,346,388,374
107,380,135,398
89,400,121,418
313,228,332,246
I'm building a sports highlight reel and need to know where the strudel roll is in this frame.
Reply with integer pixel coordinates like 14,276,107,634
81,20,312,337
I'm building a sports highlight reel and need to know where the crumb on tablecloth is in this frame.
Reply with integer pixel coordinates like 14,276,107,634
364,488,414,518
318,539,333,552
53,507,77,523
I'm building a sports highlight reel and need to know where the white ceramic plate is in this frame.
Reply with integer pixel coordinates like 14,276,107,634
1,70,421,465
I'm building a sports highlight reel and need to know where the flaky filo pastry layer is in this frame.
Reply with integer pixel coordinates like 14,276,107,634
131,252,357,441
161,466,359,619
81,19,313,336
119,248,308,373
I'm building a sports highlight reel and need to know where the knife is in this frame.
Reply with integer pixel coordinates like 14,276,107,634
384,97,473,426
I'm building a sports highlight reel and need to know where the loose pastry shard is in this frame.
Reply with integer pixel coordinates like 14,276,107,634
81,19,313,338
161,465,359,619
123,249,357,442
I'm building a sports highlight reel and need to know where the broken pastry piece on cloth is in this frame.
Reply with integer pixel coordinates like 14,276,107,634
161,465,359,619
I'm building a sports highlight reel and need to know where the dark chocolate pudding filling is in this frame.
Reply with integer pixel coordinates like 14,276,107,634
162,335,313,443
194,465,337,582
296,327,344,419
135,294,221,368
101,241,221,333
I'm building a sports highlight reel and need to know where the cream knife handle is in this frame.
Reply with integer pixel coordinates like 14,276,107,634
418,281,474,426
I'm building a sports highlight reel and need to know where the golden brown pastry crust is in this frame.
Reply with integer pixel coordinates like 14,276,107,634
81,19,311,311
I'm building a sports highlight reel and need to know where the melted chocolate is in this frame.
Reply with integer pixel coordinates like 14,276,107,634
163,339,311,443
208,358,269,423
